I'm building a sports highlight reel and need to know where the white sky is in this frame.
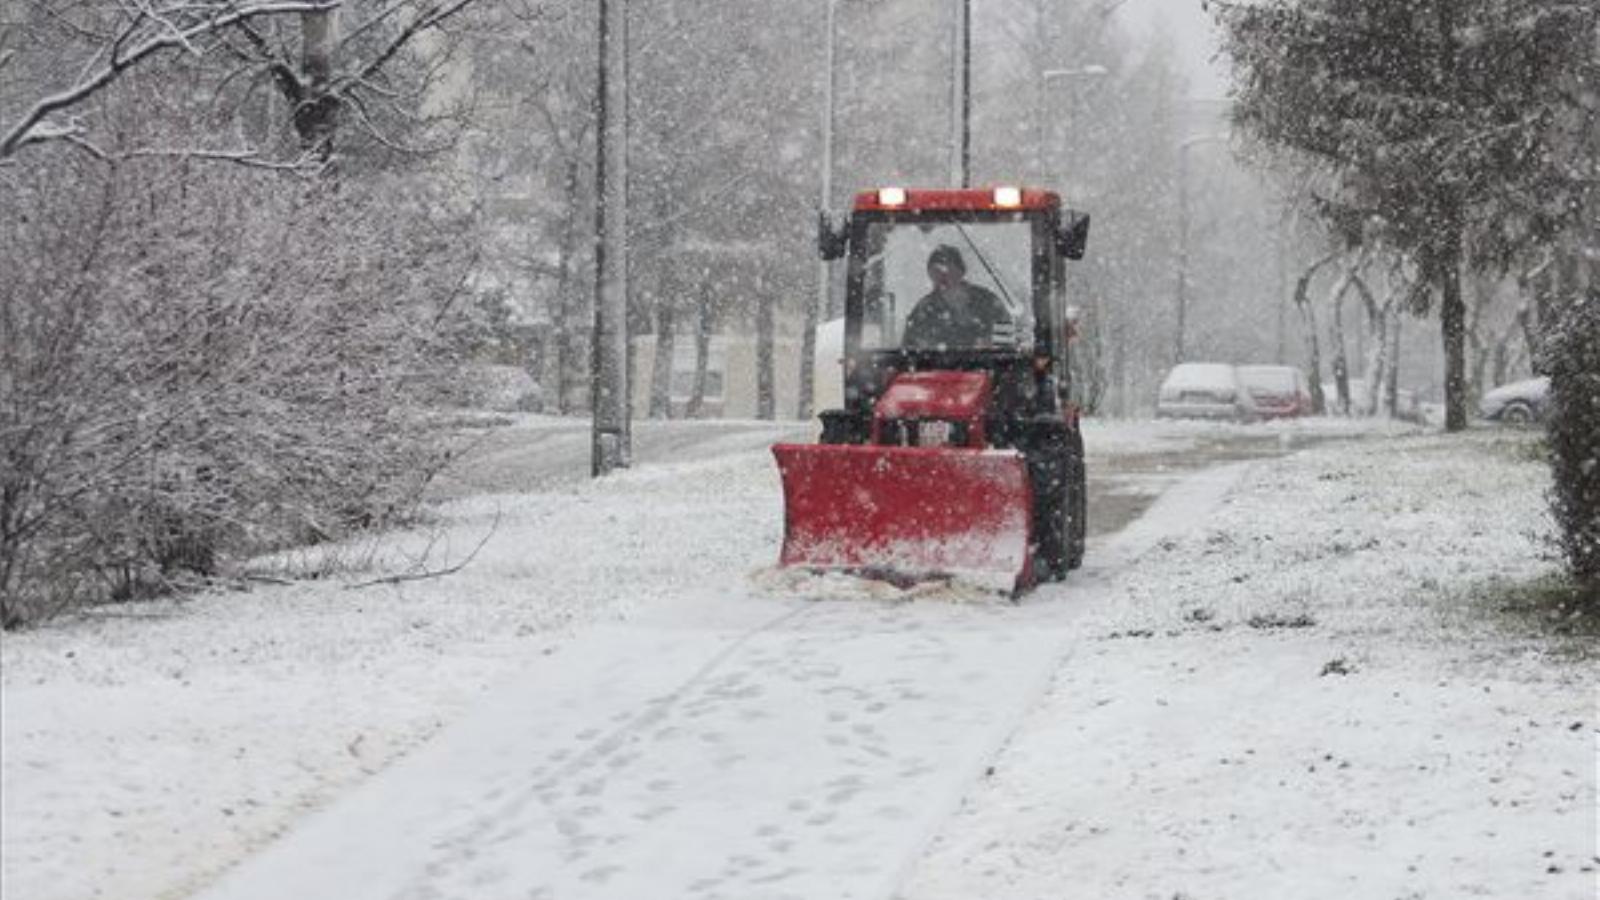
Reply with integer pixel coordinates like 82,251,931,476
1113,0,1230,99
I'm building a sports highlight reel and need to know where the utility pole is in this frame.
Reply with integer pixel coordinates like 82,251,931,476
960,0,971,187
591,0,630,476
948,0,967,185
799,0,838,421
618,0,633,461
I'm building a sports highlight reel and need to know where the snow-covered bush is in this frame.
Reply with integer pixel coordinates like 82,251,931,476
458,365,545,413
1542,293,1600,592
0,157,476,627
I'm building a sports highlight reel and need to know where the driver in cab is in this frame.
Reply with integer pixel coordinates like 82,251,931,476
901,244,1013,351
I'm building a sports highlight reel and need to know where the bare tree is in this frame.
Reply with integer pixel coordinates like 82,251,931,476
1293,252,1339,415
2,0,489,165
0,155,476,627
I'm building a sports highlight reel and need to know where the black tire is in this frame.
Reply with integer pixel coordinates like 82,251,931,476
1500,402,1536,427
1031,444,1085,581
1023,421,1087,582
1066,450,1087,571
1034,486,1069,582
1029,448,1070,582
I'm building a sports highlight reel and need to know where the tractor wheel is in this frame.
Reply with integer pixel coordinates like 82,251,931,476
1034,496,1070,582
1032,456,1072,582
1066,451,1087,571
1034,449,1086,581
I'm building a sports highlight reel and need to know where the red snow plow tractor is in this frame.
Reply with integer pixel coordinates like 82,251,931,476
773,186,1092,595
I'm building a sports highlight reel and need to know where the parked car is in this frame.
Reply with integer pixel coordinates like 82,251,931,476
1156,363,1251,421
1479,376,1550,425
1236,365,1312,419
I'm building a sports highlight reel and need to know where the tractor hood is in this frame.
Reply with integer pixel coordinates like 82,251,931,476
875,371,993,423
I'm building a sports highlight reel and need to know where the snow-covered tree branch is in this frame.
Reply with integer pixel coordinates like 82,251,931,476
0,0,340,159
2,0,492,164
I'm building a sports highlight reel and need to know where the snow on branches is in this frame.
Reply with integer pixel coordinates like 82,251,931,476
1,0,488,165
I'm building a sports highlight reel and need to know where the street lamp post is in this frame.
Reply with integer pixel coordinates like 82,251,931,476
947,0,971,185
1036,64,1108,185
798,0,839,421
960,0,971,186
591,0,630,476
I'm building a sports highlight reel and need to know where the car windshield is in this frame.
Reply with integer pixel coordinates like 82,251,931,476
857,218,1034,352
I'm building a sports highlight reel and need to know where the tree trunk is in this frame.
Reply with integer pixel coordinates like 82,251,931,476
1519,290,1542,374
756,288,775,420
552,154,586,414
686,291,713,419
1078,287,1108,415
1491,335,1511,388
1465,275,1491,401
1349,272,1388,417
1303,301,1326,415
1294,255,1335,415
551,193,576,415
624,321,638,449
1385,307,1401,417
1110,316,1128,418
1328,267,1353,415
296,11,341,158
1361,303,1387,417
649,302,675,418
1439,243,1469,432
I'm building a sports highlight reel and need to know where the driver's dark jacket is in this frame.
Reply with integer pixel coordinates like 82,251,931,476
902,283,1012,350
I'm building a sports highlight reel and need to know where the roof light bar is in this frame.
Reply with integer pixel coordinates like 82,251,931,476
878,186,907,207
993,186,1023,208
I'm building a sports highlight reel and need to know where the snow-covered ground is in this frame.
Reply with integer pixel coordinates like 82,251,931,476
1,419,1592,899
901,429,1597,900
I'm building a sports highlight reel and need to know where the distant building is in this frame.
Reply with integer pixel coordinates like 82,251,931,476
630,319,844,421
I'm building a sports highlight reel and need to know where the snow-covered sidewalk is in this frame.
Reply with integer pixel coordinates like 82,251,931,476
1,421,1591,900
1,444,801,900
187,458,1247,900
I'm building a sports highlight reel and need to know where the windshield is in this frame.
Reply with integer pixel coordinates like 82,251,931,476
857,218,1034,352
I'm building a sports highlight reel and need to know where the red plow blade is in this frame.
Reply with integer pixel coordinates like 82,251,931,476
772,444,1035,594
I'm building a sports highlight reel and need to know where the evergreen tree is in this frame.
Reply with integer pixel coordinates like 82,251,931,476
1213,0,1596,431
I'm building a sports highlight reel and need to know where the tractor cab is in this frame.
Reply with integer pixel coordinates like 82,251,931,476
774,186,1092,595
818,187,1090,447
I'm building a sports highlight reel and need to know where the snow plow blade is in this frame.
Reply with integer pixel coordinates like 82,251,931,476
772,444,1035,594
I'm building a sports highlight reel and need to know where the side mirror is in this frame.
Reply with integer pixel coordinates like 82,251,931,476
817,209,849,261
1056,210,1091,260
